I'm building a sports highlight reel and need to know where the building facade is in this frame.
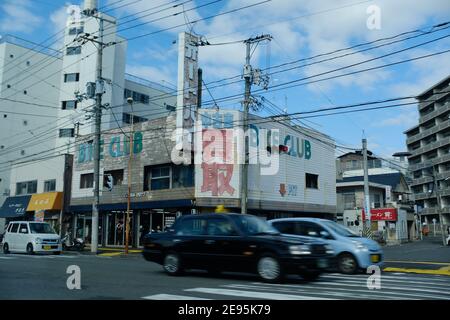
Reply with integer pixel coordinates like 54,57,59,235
336,152,417,244
68,109,337,247
405,75,450,232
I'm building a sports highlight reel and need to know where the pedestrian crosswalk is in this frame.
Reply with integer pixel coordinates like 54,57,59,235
0,253,96,259
142,273,450,300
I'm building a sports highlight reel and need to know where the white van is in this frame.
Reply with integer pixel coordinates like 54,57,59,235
2,221,61,255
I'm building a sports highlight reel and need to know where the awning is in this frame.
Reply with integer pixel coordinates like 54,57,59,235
0,195,31,218
27,192,63,211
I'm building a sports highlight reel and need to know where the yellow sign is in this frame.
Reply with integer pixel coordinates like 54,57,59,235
214,205,229,213
27,192,63,211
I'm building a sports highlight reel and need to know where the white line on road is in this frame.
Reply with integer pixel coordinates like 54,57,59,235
223,284,393,300
184,288,337,300
142,294,211,300
0,256,15,260
319,275,450,288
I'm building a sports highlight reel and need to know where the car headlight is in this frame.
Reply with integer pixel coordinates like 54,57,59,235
354,241,368,250
289,245,311,255
325,244,334,254
35,237,43,244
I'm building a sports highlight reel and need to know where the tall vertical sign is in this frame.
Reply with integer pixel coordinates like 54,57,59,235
176,32,199,149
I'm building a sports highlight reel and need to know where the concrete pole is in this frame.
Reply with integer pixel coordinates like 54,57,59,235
362,139,371,233
241,41,251,215
125,99,134,254
91,13,104,253
432,165,447,246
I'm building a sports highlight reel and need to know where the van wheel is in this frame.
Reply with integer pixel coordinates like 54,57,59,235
26,243,34,255
338,253,358,274
3,243,9,254
257,253,284,283
163,252,183,276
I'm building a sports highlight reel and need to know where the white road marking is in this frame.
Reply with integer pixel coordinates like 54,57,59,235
184,288,336,300
0,256,15,260
142,294,211,300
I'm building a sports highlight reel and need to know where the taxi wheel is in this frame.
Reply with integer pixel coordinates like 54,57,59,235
163,252,184,276
338,253,358,274
3,243,10,254
257,253,284,283
26,243,34,255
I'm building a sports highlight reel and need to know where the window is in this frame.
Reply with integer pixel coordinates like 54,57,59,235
206,218,238,236
343,193,356,210
66,46,81,55
103,169,124,187
144,165,171,191
20,150,25,155
26,61,30,66
80,173,94,189
122,113,148,124
298,222,326,237
175,217,207,236
16,180,37,195
271,221,296,234
371,194,381,208
59,128,74,138
44,179,56,192
68,27,83,35
123,89,149,104
62,100,77,110
19,223,28,234
23,90,27,95
10,223,19,233
23,120,28,126
64,73,80,82
305,173,319,189
172,165,194,188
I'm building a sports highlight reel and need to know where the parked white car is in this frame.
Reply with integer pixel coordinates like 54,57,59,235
2,221,61,255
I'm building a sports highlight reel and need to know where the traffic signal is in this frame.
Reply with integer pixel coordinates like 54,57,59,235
279,144,289,153
105,174,114,191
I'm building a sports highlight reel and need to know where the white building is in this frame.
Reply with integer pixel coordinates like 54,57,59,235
0,0,175,230
0,36,62,208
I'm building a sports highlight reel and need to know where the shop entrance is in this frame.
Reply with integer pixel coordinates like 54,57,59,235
74,214,104,246
106,211,135,246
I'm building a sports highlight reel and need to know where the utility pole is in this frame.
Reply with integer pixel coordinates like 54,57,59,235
125,98,134,254
241,35,272,215
432,165,447,246
362,138,371,234
78,5,116,253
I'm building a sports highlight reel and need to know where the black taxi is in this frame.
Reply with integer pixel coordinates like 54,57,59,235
142,214,334,282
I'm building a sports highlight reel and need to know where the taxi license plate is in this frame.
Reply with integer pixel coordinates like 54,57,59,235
43,245,51,250
317,259,328,268
371,255,380,263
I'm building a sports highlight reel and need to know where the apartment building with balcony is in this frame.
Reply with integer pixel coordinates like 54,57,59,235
405,75,450,229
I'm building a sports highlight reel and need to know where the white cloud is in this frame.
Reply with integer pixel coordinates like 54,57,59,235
0,0,43,33
126,64,175,86
374,109,419,127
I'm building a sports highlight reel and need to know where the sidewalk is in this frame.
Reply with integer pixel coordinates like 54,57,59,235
382,236,450,276
68,245,143,257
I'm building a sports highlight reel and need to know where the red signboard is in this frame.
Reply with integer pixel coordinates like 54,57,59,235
362,208,397,221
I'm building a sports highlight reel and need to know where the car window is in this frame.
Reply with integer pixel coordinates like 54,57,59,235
298,222,325,237
29,223,56,234
7,223,12,232
175,218,207,236
230,215,279,235
272,221,296,234
206,218,239,236
10,223,19,233
19,223,28,234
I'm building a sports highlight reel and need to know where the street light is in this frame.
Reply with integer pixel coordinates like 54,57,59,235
125,97,134,254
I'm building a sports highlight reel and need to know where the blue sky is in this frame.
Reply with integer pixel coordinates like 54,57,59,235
1,0,450,158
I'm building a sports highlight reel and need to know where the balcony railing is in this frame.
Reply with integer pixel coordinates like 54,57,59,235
419,102,450,124
406,119,450,145
419,91,450,111
410,139,450,157
409,153,450,171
